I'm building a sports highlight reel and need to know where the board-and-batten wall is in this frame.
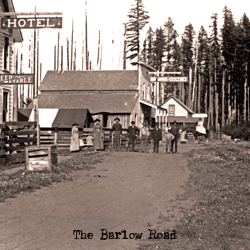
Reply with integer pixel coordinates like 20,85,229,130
0,28,14,123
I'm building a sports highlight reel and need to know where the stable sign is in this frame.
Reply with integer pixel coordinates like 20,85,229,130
0,74,34,85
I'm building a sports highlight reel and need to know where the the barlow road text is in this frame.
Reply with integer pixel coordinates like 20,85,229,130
73,229,177,240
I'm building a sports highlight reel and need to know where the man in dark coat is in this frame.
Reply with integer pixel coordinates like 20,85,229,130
151,123,162,153
110,117,122,150
127,121,139,152
169,120,180,153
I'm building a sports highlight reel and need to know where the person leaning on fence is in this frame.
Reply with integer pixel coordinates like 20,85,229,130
70,122,80,152
140,121,150,152
127,121,139,152
110,117,122,151
165,129,175,153
151,123,162,153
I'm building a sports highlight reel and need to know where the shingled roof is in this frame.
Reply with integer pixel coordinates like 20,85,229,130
37,93,139,114
39,70,138,91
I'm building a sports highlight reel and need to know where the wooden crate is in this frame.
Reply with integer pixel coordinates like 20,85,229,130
25,145,57,171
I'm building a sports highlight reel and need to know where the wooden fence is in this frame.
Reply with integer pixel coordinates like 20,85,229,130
0,122,38,165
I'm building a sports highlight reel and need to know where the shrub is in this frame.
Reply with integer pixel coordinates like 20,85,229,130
221,123,250,140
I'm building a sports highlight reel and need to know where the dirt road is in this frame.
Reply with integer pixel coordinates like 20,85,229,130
0,143,195,250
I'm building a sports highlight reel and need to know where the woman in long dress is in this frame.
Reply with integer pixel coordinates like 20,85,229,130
70,122,80,152
93,119,104,150
180,122,187,143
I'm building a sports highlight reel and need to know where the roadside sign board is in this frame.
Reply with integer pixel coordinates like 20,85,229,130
150,77,188,82
1,17,62,29
0,74,34,85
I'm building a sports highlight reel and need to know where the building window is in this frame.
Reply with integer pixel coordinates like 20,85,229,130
169,105,175,116
4,37,10,71
3,91,9,122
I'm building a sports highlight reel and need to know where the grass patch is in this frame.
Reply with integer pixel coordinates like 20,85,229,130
138,141,250,250
0,152,106,202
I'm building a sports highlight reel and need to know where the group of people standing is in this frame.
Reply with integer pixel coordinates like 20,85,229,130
70,117,185,154
70,118,104,152
110,118,183,153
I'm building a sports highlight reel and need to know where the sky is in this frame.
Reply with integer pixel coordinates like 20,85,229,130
12,0,250,80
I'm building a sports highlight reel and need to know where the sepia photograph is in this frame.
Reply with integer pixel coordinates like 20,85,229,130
0,0,250,249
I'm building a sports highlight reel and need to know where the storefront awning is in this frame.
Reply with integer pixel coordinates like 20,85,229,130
52,109,94,128
140,100,157,109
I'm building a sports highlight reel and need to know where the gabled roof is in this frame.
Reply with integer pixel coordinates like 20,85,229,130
162,96,194,114
39,70,138,91
36,92,139,114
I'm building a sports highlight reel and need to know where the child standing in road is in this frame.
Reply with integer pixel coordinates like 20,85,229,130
165,130,174,153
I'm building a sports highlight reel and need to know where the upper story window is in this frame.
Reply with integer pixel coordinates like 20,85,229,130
168,104,175,116
4,37,10,71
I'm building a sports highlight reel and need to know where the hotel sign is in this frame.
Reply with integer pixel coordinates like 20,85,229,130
1,17,62,29
150,77,188,82
0,74,34,85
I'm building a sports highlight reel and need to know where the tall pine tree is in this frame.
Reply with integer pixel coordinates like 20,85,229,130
152,26,165,70
126,0,150,66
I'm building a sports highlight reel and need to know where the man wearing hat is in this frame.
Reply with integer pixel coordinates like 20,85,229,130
169,120,180,153
151,122,162,153
127,121,139,152
110,117,122,150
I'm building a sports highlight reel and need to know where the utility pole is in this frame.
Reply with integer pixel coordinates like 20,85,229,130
123,23,127,70
33,6,36,97
85,0,88,70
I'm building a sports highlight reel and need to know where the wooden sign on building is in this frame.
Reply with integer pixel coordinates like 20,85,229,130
0,74,34,85
1,17,63,29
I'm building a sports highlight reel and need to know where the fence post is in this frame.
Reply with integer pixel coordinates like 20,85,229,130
37,123,40,146
54,128,58,145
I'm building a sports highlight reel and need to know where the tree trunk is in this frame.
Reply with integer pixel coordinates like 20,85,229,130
228,75,231,125
54,45,56,70
194,86,197,113
205,85,207,115
215,84,218,131
182,83,185,103
61,45,63,70
188,67,192,108
234,86,237,124
71,18,74,70
211,85,214,130
244,62,247,123
173,84,176,98
67,37,69,70
57,30,60,70
248,86,250,122
207,63,212,130
221,70,225,128
197,73,201,113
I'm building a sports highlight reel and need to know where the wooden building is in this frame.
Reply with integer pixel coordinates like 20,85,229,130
0,0,23,123
35,62,161,129
161,95,207,125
